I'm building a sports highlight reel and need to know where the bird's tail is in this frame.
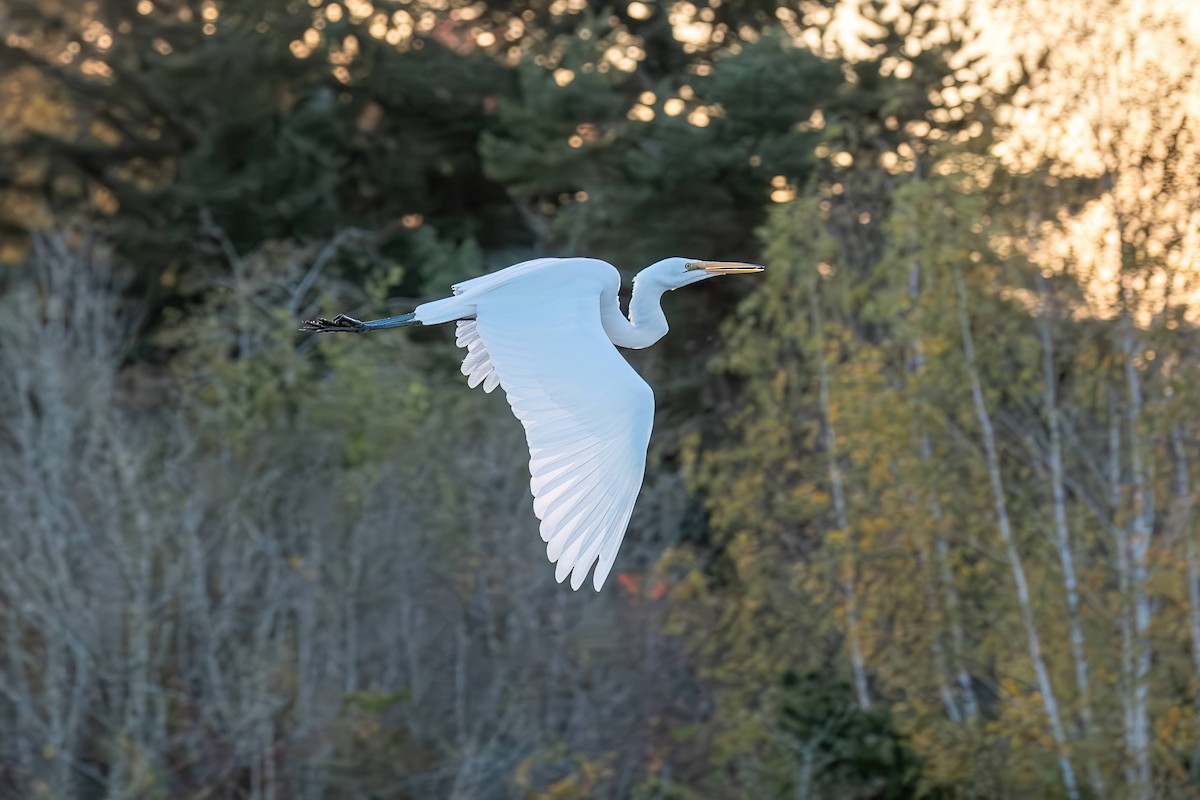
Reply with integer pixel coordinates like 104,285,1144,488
412,294,475,325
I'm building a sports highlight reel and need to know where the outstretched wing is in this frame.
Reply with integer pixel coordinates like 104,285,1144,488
471,263,652,591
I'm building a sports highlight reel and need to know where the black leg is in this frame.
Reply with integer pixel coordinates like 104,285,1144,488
300,313,368,333
300,312,421,333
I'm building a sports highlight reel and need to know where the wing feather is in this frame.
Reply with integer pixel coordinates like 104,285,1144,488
569,472,636,590
455,319,479,346
549,487,613,564
552,472,627,564
558,476,627,577
457,320,502,392
531,434,621,480
542,456,623,540
593,497,637,589
466,261,652,590
467,367,492,389
534,438,627,517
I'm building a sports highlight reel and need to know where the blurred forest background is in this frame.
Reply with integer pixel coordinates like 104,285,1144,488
2,0,1200,797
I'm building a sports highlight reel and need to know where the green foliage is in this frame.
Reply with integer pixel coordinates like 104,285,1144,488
778,671,929,799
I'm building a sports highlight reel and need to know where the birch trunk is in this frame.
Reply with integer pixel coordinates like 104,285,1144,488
1169,428,1200,781
909,262,978,722
919,549,963,723
920,413,979,721
1122,331,1154,799
1037,278,1104,797
795,742,816,800
953,267,1079,799
1108,385,1137,788
934,532,979,721
810,291,870,710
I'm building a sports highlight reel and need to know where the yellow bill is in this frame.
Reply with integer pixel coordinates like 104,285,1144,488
686,260,766,274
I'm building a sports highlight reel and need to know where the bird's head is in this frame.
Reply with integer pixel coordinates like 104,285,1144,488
637,256,765,291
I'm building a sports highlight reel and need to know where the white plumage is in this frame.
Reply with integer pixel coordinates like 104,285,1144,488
302,256,763,590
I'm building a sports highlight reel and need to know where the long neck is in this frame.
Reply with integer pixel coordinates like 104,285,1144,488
601,277,669,350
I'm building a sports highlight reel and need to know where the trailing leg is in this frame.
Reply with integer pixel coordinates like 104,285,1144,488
301,312,420,333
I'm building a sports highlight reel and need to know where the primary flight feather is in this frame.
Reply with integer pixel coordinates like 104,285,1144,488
302,256,764,591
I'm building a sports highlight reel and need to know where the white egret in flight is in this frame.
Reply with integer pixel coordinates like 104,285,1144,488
302,257,764,591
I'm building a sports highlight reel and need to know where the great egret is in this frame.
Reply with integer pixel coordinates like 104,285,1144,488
302,257,764,590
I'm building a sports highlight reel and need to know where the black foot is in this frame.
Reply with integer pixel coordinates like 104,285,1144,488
300,313,367,333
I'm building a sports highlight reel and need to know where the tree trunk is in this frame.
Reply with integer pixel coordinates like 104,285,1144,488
1037,277,1104,796
1107,384,1138,788
934,530,979,721
919,549,963,723
910,262,978,722
809,290,870,710
954,267,1079,799
795,742,816,800
1122,331,1154,799
1169,427,1200,781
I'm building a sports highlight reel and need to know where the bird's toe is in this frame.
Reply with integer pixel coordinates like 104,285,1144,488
299,315,366,333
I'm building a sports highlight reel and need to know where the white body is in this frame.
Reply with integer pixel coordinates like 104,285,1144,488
404,256,762,591
415,258,653,591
